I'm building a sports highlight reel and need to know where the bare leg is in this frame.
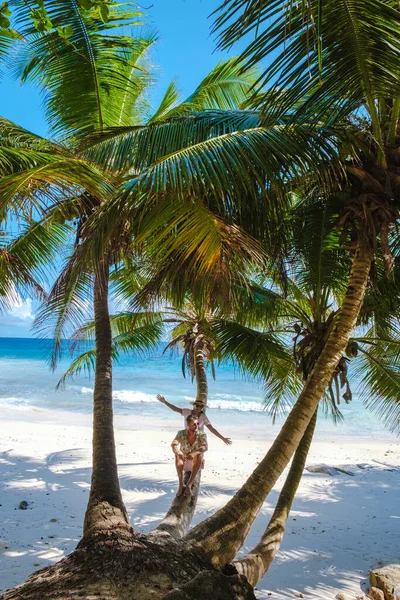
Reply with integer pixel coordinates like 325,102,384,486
184,454,202,497
175,455,185,496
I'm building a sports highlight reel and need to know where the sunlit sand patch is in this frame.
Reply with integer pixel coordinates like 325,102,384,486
5,478,46,490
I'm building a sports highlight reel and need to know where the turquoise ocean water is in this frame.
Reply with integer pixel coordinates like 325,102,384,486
0,337,394,438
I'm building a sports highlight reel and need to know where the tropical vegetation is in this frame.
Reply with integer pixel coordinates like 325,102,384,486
0,0,400,598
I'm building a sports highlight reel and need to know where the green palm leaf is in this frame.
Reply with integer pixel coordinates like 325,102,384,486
33,248,94,369
352,342,400,435
72,310,163,343
11,0,149,135
0,118,111,213
210,318,300,420
57,348,97,389
214,0,400,128
81,109,262,173
162,58,259,118
8,215,73,283
0,244,46,310
58,318,164,387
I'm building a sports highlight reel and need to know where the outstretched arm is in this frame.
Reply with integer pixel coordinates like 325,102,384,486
157,394,183,414
206,423,232,445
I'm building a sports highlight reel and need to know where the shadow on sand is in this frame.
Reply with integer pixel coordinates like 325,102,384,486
1,448,399,599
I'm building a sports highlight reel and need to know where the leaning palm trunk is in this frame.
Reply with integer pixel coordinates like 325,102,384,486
186,239,373,565
194,336,208,401
83,260,129,538
155,336,208,538
155,472,202,539
232,410,317,585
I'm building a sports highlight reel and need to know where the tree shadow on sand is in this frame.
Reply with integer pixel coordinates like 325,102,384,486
1,449,399,599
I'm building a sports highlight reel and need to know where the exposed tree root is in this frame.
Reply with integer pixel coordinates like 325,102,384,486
2,529,215,600
163,568,256,599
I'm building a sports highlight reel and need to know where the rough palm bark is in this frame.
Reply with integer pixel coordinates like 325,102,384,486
155,332,208,538
83,259,129,538
1,531,215,600
232,410,317,585
186,239,373,566
194,335,208,401
155,471,202,539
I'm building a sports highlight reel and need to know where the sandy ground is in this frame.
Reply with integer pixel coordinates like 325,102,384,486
0,405,399,599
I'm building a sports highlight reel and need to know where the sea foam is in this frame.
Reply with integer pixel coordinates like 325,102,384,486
80,387,158,404
80,387,264,412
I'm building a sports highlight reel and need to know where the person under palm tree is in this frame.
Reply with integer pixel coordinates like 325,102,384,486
157,394,232,444
172,415,208,497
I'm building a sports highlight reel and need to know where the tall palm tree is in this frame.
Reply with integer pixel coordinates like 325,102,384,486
59,300,222,540
204,195,400,582
163,304,216,404
163,0,400,564
1,2,294,589
1,0,268,542
55,195,400,587
5,2,400,598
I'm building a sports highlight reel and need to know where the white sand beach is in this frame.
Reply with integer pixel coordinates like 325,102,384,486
0,405,399,599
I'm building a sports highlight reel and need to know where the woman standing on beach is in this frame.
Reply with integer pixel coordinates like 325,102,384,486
156,394,232,445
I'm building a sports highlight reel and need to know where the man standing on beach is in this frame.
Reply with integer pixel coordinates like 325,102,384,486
171,415,208,497
156,394,232,444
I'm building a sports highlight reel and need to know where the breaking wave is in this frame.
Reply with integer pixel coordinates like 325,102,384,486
81,387,264,412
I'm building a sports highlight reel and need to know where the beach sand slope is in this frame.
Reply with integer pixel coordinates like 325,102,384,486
0,406,399,599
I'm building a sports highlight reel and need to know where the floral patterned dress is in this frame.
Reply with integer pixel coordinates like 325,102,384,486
175,429,208,471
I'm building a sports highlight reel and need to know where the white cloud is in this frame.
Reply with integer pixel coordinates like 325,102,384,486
9,296,34,321
0,294,35,332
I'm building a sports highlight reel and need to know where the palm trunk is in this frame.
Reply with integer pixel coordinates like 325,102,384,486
232,410,317,586
194,337,208,401
186,240,373,565
83,260,129,538
155,337,208,538
154,471,202,539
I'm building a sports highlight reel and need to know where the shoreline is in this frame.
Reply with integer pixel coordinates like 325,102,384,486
1,405,399,599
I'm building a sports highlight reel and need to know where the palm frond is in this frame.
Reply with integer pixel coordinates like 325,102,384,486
289,191,351,306
162,57,259,118
58,319,164,387
80,109,262,173
148,79,181,123
0,246,46,311
124,202,265,312
0,157,111,216
0,26,20,77
33,246,94,369
353,342,400,435
57,347,97,389
214,0,400,124
210,318,300,420
124,123,340,208
0,118,111,212
72,310,163,344
11,0,149,135
7,205,75,282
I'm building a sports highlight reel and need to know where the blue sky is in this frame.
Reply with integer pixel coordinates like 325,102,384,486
1,0,245,137
0,0,246,337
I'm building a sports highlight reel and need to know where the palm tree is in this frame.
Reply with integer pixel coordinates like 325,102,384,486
1,0,268,541
158,0,400,565
163,304,216,403
58,300,220,540
0,2,286,595
204,195,400,582
4,1,400,597
54,194,400,589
